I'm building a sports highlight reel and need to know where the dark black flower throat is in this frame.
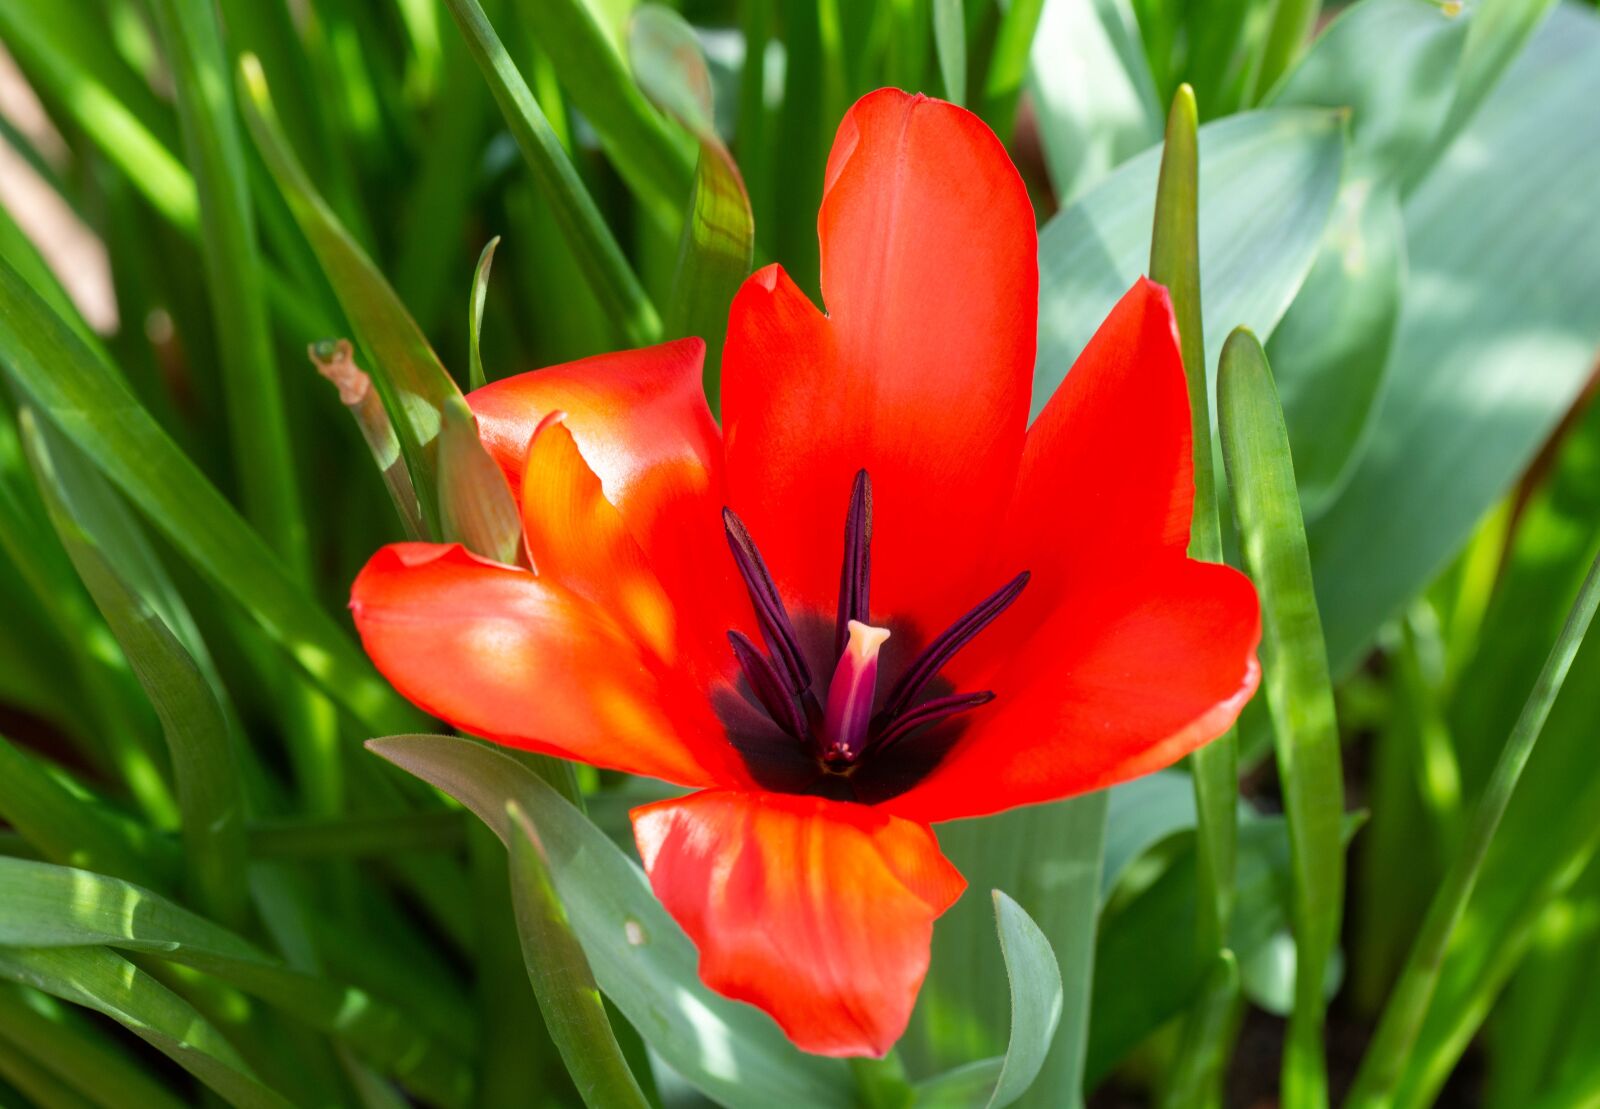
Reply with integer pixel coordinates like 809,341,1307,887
720,470,1027,799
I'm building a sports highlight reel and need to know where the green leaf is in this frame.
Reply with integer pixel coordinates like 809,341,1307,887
469,236,500,392
1265,181,1405,517
437,396,523,564
987,893,1065,1108
438,0,662,346
0,983,186,1109
0,255,415,734
505,802,650,1109
368,733,855,1108
0,945,294,1109
512,0,695,238
21,412,250,928
1306,7,1600,673
1026,0,1163,200
909,796,1104,1109
1346,557,1600,1104
148,0,307,577
1102,771,1197,900
629,4,755,398
1216,329,1345,1109
0,857,475,1107
933,0,968,105
1160,950,1240,1108
980,0,1046,140
1035,107,1344,420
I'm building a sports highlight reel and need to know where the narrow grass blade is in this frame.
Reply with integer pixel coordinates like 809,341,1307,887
629,5,755,398
505,802,649,1109
512,0,694,237
1150,81,1236,953
1216,329,1344,1109
368,734,855,1107
0,983,186,1109
0,946,294,1109
0,731,172,891
1346,544,1600,1107
239,55,459,536
469,237,501,392
980,0,1046,140
0,256,415,734
439,0,661,345
148,0,308,578
0,857,475,1107
933,0,968,105
22,411,249,928
1249,0,1320,105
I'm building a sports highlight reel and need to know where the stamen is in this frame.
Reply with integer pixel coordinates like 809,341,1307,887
880,571,1030,720
728,631,808,738
821,620,890,765
873,691,995,751
723,508,812,694
834,470,873,659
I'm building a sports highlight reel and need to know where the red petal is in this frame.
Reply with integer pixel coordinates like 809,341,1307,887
632,789,965,1057
350,542,739,787
991,278,1194,645
467,339,738,635
884,556,1260,823
721,90,1036,631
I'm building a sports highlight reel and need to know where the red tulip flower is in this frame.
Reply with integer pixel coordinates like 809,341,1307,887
351,89,1260,1058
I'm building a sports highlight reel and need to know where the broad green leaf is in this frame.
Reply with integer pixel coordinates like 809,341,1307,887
987,894,1065,1108
368,734,855,1108
1217,329,1345,1109
933,0,968,106
1034,108,1343,419
1026,0,1164,200
1307,7,1600,674
148,0,307,576
512,0,695,237
1266,181,1405,517
469,237,500,392
506,803,649,1109
22,412,249,927
439,0,661,345
909,795,1104,1109
0,857,474,1107
0,255,415,734
630,4,755,398
1346,545,1600,1106
0,945,294,1109
1102,772,1197,900
0,983,185,1109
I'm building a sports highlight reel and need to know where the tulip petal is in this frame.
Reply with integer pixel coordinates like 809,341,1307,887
467,338,739,635
722,90,1036,631
351,542,738,787
995,278,1195,642
883,556,1260,823
632,789,965,1057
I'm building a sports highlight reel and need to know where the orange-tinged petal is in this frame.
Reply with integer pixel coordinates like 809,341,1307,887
350,542,739,787
721,90,1036,632
883,556,1260,823
632,789,965,1057
467,338,742,637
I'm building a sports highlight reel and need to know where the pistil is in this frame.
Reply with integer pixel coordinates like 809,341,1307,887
821,620,890,765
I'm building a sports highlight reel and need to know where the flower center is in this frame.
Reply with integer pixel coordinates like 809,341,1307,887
721,470,1027,780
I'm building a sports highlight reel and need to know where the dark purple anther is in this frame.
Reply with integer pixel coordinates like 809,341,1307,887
834,470,873,659
879,571,1030,721
872,690,996,752
723,508,812,694
728,631,808,738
